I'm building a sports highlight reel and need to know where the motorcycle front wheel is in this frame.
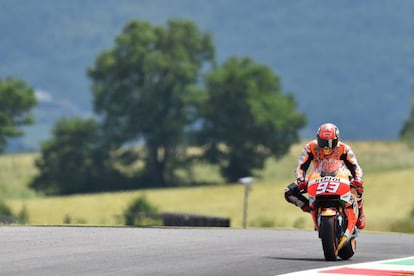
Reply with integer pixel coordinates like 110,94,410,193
338,238,356,260
319,216,338,261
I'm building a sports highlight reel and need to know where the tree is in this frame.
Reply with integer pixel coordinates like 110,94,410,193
30,118,126,195
197,57,306,182
400,90,414,143
88,19,215,187
0,77,37,152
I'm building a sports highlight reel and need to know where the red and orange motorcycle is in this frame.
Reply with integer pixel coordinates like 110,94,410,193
307,160,360,261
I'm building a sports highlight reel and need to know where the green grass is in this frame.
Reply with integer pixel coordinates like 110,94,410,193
0,153,38,199
2,141,414,232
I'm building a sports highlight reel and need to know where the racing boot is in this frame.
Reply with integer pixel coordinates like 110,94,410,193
284,183,310,211
356,200,366,229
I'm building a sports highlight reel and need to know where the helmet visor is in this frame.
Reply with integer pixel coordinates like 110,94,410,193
317,137,338,149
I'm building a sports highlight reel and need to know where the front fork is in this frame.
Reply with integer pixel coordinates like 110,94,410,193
312,207,338,233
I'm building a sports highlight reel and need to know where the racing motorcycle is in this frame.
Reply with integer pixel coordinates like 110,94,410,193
306,160,359,261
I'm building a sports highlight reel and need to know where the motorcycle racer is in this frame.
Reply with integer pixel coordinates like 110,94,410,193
284,123,366,229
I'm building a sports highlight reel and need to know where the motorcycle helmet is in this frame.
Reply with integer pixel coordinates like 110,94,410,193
317,123,339,152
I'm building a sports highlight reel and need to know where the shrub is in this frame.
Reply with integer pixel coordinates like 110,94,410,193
123,195,161,226
17,205,29,224
0,200,16,224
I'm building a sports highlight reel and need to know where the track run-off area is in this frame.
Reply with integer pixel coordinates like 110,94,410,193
280,256,414,275
0,226,412,276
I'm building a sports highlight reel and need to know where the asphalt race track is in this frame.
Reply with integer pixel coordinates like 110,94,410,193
0,226,412,276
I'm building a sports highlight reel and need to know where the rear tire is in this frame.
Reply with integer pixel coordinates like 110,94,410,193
319,216,338,261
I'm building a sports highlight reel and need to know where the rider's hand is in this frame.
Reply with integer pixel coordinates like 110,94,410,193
296,177,307,193
351,179,364,195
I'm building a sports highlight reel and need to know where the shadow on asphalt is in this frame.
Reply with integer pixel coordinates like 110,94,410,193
264,256,345,262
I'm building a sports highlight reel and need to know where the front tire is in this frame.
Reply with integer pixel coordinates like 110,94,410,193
338,238,356,260
319,216,338,261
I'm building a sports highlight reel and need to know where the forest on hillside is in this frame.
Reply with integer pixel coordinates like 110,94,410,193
1,0,413,151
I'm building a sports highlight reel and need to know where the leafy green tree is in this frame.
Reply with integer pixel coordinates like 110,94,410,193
400,91,414,143
198,57,306,182
30,118,126,195
88,19,215,187
0,77,37,152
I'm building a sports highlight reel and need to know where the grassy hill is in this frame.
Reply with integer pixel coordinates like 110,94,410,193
2,140,414,232
1,0,413,152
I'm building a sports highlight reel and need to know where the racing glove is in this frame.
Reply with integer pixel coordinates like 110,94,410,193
296,177,307,193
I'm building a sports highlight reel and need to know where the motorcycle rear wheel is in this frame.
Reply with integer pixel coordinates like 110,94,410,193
319,216,338,261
